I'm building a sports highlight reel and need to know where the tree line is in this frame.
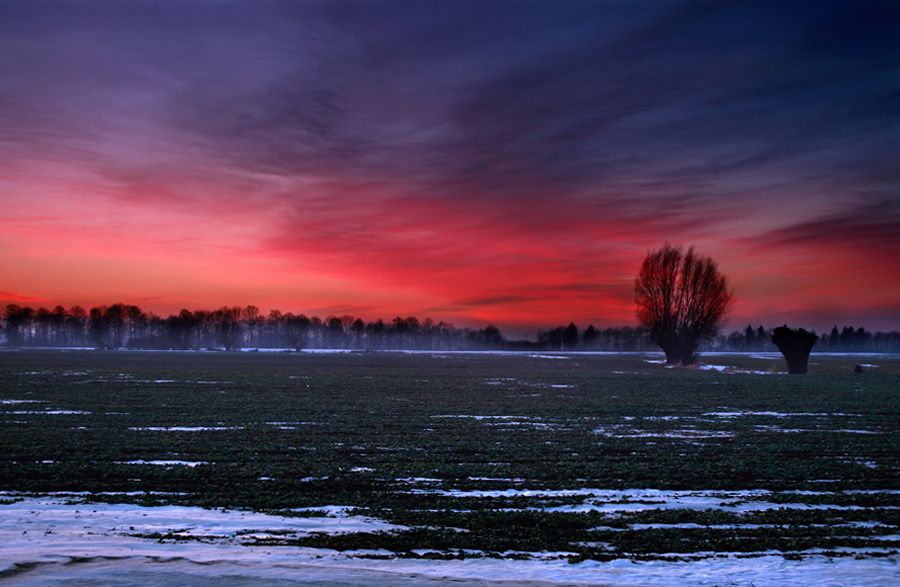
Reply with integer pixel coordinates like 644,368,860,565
4,302,899,353
714,324,900,353
536,322,900,353
1,303,509,351
2,303,646,351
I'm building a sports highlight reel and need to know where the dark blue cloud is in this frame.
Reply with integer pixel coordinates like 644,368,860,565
2,0,898,223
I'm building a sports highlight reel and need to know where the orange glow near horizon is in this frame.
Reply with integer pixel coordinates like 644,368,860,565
3,169,899,338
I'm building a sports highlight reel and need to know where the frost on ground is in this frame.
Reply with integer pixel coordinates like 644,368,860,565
1,494,898,586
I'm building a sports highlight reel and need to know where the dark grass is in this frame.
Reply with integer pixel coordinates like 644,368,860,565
1,349,898,559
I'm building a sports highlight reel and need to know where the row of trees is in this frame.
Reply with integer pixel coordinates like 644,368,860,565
536,322,900,353
2,303,509,351
536,324,649,351
5,302,899,353
714,324,900,353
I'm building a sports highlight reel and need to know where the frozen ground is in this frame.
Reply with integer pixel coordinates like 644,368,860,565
2,495,897,586
3,350,898,585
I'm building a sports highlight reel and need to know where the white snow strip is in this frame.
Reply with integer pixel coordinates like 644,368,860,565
399,488,899,514
704,411,862,418
0,496,406,553
117,460,208,467
6,410,91,415
594,427,733,439
431,415,531,420
0,498,896,586
129,426,243,431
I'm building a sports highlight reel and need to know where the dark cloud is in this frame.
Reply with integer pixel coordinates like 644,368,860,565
97,0,892,226
753,199,900,259
5,0,897,204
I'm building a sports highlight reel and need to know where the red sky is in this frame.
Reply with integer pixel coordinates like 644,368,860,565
1,1,899,338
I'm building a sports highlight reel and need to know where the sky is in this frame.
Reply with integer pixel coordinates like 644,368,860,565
1,0,899,338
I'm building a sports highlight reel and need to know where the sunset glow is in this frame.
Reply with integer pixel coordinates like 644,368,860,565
2,1,899,337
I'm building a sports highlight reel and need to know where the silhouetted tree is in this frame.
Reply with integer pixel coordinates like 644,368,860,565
840,326,856,350
828,326,840,350
563,323,579,350
482,324,504,348
771,326,819,374
243,305,262,348
51,305,69,346
68,306,87,346
34,307,52,345
125,305,145,344
215,306,243,350
4,304,34,346
366,318,386,350
282,313,311,351
193,309,214,348
166,309,197,349
351,318,366,348
756,326,767,350
106,303,133,348
855,327,870,351
89,306,108,349
537,326,565,350
583,325,599,350
744,325,755,350
635,243,734,365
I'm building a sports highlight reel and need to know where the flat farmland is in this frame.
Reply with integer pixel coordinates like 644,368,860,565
2,349,899,569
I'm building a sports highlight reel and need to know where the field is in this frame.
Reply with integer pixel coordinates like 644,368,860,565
1,349,899,585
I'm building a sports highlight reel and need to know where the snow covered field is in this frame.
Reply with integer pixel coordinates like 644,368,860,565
2,350,898,586
2,494,898,586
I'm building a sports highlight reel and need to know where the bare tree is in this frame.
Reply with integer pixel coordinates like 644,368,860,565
281,313,311,351
635,243,734,366
4,304,34,346
89,306,109,349
68,306,87,346
215,306,243,351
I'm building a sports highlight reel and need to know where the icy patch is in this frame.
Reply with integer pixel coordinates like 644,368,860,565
0,496,406,552
401,487,897,514
594,426,733,440
6,410,91,415
117,460,209,467
431,415,530,420
698,364,784,375
129,426,243,432
0,494,899,585
704,411,862,418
